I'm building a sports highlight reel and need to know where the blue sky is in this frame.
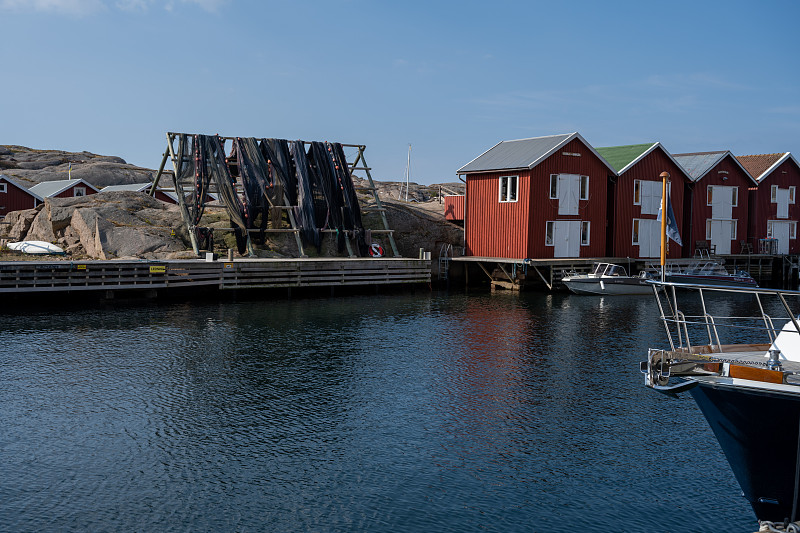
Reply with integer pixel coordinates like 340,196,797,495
1,0,799,184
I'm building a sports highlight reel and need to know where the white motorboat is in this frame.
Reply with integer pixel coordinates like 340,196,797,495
561,262,651,295
641,281,800,528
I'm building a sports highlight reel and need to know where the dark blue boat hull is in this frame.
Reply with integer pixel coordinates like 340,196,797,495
690,382,800,522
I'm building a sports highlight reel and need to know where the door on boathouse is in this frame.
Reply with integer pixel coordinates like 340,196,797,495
457,132,617,260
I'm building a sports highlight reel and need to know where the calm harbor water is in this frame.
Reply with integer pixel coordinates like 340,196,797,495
1,290,754,532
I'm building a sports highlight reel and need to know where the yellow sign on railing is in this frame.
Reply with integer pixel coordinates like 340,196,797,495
149,265,166,274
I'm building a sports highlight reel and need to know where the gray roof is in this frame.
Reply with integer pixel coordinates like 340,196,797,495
0,174,44,200
673,151,756,184
28,178,99,198
457,132,617,175
672,152,727,181
101,183,151,193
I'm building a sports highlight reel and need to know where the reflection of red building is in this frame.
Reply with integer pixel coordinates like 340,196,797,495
673,152,756,256
457,132,616,259
0,174,43,215
737,153,800,254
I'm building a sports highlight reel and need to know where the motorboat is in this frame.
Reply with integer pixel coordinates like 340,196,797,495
561,262,652,295
641,281,800,528
656,261,758,288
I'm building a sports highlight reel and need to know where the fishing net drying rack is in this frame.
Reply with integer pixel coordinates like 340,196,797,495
148,132,399,259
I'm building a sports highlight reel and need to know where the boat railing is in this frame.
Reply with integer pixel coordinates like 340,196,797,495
702,312,722,350
651,281,800,355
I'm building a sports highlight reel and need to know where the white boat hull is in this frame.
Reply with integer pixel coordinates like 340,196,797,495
7,241,65,255
562,278,652,295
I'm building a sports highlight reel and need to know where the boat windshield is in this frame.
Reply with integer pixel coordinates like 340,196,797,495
589,263,606,275
604,264,628,277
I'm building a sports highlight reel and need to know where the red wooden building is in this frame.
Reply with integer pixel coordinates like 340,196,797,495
28,178,99,199
443,195,464,222
0,174,43,216
737,152,800,254
456,132,617,259
673,151,756,256
596,143,691,259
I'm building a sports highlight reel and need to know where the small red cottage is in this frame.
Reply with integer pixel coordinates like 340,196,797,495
737,152,800,254
596,143,691,259
673,151,756,256
0,174,44,216
456,132,617,259
28,178,99,199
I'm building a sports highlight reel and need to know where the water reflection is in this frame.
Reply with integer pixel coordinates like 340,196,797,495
0,291,756,532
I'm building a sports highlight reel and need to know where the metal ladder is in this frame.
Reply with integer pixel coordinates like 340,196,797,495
439,243,452,280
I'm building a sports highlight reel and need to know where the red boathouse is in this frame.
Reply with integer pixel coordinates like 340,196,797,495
596,143,691,259
673,151,756,256
738,152,800,254
456,133,617,259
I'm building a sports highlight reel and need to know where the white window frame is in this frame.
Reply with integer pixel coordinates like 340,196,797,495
549,174,558,199
0,183,6,194
707,185,713,206
633,180,641,205
580,221,590,246
790,186,796,204
632,219,641,245
579,175,589,200
498,175,518,203
545,221,555,246
731,187,738,207
771,184,779,203
706,219,712,240
731,220,737,240
769,221,798,240
74,187,87,197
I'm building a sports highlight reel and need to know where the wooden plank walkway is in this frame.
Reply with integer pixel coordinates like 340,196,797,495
0,257,431,294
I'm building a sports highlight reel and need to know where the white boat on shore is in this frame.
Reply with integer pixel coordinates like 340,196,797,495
641,281,800,528
6,241,65,255
562,262,652,295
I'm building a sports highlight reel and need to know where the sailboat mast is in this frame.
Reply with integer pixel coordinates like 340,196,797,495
406,144,411,202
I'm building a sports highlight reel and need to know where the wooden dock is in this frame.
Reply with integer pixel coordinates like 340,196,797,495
0,257,431,297
448,254,799,291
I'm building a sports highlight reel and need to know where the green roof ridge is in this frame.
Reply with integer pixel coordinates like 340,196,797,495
595,143,655,172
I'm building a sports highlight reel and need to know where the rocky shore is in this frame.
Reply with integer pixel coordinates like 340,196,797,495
0,145,464,268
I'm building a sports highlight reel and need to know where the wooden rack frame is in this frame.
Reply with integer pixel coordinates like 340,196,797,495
149,132,399,258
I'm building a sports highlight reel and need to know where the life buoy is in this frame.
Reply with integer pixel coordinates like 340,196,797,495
369,243,384,258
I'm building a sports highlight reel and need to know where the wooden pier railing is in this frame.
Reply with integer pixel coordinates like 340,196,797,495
0,258,431,295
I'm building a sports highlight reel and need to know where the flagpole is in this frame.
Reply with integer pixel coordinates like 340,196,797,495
660,171,669,282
